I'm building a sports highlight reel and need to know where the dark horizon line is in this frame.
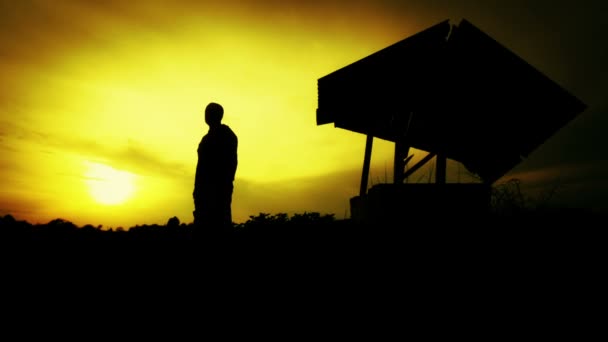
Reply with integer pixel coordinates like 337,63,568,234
1,204,602,232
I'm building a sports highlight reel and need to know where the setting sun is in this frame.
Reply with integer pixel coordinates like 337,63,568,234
84,161,137,205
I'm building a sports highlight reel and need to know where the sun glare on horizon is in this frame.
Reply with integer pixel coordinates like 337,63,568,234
84,161,137,206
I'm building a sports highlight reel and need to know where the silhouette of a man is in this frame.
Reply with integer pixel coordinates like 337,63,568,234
193,102,238,230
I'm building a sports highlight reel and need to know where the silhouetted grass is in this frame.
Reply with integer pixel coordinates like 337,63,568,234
1,207,603,255
2,208,604,309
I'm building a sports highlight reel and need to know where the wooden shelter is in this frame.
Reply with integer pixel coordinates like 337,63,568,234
316,19,586,222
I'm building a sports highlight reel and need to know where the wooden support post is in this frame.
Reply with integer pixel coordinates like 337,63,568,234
436,154,446,184
360,134,374,196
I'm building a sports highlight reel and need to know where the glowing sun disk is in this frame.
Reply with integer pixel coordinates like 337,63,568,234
84,161,136,205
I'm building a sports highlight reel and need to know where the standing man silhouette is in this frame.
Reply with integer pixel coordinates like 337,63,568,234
193,102,238,230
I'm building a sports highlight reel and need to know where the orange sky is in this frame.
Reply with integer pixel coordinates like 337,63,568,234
1,0,606,227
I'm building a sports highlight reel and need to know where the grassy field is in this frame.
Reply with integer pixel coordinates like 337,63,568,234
1,210,604,316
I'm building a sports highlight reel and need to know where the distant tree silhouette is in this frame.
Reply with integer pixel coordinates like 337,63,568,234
236,212,335,229
167,216,180,228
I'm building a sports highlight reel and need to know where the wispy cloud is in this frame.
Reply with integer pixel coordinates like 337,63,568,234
3,120,190,176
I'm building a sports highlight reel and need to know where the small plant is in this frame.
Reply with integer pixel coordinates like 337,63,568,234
490,178,562,215
491,178,527,215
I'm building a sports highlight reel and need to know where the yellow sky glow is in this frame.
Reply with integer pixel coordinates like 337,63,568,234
0,1,482,227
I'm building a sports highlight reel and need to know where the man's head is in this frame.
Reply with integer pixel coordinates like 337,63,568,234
205,102,223,127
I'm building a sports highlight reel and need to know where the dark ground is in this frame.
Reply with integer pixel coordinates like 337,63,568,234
1,211,604,334
2,210,604,270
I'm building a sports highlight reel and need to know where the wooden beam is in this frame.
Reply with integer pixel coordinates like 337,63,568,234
403,154,414,166
360,134,374,196
402,152,436,181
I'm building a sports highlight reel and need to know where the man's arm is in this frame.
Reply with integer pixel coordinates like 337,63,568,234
194,142,203,198
229,134,238,181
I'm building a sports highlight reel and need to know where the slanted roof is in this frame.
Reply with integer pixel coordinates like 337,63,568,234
316,19,586,184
